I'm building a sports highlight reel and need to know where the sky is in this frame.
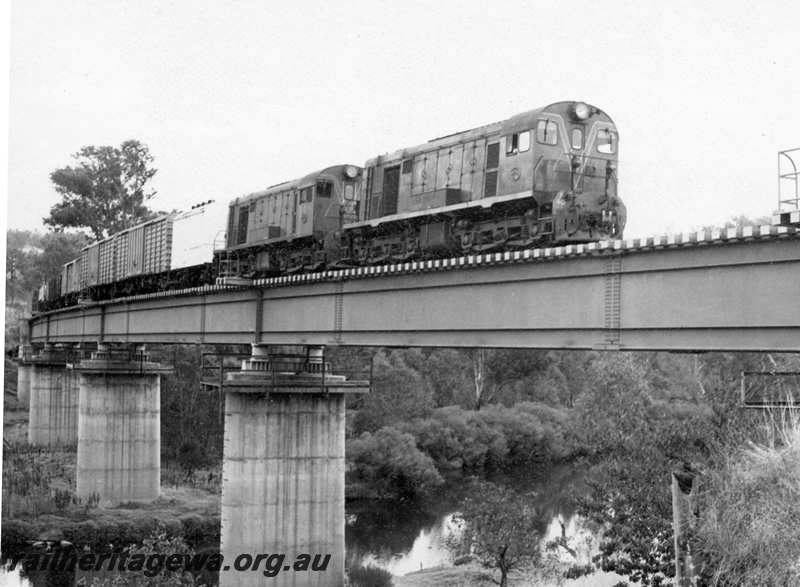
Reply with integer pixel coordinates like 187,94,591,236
5,0,800,239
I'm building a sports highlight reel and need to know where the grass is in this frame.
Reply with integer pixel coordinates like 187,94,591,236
2,443,78,518
697,408,800,585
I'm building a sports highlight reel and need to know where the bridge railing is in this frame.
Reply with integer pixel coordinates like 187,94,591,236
779,148,800,212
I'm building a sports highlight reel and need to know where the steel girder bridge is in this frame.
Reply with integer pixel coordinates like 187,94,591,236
27,225,800,352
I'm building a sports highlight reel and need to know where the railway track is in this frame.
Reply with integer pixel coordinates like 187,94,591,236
31,224,800,315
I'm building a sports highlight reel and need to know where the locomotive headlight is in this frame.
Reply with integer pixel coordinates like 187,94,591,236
573,102,591,120
344,165,359,179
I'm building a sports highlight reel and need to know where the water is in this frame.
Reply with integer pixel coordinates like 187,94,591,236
357,512,463,575
346,463,627,584
1,562,32,586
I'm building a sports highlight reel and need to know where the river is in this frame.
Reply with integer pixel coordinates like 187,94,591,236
347,462,627,585
3,463,626,585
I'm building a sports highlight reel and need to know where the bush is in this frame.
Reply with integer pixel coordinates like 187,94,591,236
179,513,219,547
1,519,36,560
410,406,508,472
399,404,576,475
346,427,443,499
348,564,393,587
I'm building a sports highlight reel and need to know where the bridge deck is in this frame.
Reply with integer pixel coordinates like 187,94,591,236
29,226,800,351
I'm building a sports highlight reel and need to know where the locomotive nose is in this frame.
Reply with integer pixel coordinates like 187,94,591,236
553,190,626,241
586,192,626,238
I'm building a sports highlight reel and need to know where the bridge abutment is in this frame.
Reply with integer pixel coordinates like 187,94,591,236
28,344,78,447
75,344,170,505
220,345,368,587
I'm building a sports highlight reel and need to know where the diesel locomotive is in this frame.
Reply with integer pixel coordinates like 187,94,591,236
33,101,625,312
217,100,625,276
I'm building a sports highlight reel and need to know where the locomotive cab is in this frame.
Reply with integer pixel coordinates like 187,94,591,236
504,101,625,242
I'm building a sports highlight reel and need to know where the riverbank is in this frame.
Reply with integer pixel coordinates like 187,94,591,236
2,383,221,562
393,564,496,586
392,563,625,587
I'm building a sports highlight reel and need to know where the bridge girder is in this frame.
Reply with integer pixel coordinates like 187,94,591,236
28,232,800,352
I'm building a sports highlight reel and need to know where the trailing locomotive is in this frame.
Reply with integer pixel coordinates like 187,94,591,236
216,101,625,276
33,101,625,312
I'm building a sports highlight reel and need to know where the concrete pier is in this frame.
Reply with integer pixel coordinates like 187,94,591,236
16,345,33,406
220,345,368,587
28,345,77,446
75,345,170,505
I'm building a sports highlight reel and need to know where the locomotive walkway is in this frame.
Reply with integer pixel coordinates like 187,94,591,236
18,223,800,587
27,224,800,352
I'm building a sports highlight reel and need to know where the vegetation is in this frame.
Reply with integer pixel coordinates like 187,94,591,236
348,564,394,587
695,413,800,586
347,427,444,500
86,527,201,586
156,345,229,474
44,140,159,240
452,481,543,587
5,229,87,345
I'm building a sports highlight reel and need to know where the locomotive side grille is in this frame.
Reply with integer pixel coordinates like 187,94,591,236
484,170,498,198
227,204,236,248
364,166,375,220
486,142,500,169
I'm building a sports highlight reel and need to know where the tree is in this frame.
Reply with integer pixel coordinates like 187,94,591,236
159,345,225,469
352,350,435,433
574,353,720,586
32,231,87,281
5,230,85,306
470,349,548,410
452,481,543,587
45,140,158,240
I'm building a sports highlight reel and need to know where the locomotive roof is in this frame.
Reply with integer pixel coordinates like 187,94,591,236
365,101,614,165
233,164,361,205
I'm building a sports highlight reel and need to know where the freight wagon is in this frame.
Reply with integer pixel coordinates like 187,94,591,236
34,201,222,312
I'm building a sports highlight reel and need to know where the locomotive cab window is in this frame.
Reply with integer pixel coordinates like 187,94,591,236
316,181,333,198
505,131,530,155
300,188,312,203
597,129,617,154
536,120,558,145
